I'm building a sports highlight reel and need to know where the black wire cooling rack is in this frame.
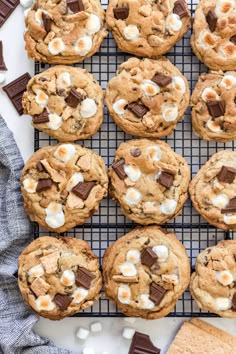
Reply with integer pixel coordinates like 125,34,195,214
34,0,235,317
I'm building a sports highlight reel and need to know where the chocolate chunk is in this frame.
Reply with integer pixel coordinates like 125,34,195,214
221,197,236,214
157,172,174,189
42,12,51,33
0,41,7,70
127,102,149,118
3,72,31,115
113,7,129,20
173,0,188,18
206,100,225,118
75,267,94,289
54,294,73,311
111,158,127,180
141,248,158,268
72,181,96,200
206,10,217,32
33,109,49,124
217,166,236,184
149,282,166,306
36,161,45,172
230,35,236,45
65,88,83,108
232,293,236,310
36,179,53,193
0,0,19,29
67,0,84,13
130,147,141,157
151,73,172,87
128,331,161,354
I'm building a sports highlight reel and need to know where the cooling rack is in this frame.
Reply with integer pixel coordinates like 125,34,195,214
34,0,235,317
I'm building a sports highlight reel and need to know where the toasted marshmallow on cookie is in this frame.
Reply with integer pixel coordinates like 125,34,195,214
215,0,234,17
47,113,62,130
124,188,142,205
86,14,101,35
35,295,55,312
138,294,155,309
60,270,75,286
198,30,217,49
48,38,65,55
152,245,169,262
80,98,97,118
23,177,37,193
35,89,48,107
206,119,222,133
123,25,139,40
162,103,178,122
56,72,71,89
141,80,160,96
28,264,45,277
74,35,92,56
172,76,186,94
215,297,232,311
54,144,76,162
211,194,229,208
219,43,236,58
146,145,162,161
166,14,182,33
224,214,236,225
126,249,140,264
160,199,177,215
201,88,219,102
119,262,137,277
66,172,84,191
73,288,89,304
118,284,131,304
216,270,234,286
220,75,236,89
113,99,128,115
124,165,141,182
45,202,65,229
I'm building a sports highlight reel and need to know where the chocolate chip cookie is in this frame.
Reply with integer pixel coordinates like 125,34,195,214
190,240,236,318
108,139,190,225
106,0,191,57
22,66,104,142
191,71,236,142
21,143,108,233
189,150,236,230
191,0,236,70
18,236,102,320
103,226,190,319
24,0,107,64
106,57,190,138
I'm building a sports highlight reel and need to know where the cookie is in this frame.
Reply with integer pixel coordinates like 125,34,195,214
24,0,107,64
21,143,108,233
105,57,190,138
108,139,190,225
189,150,236,230
106,0,191,57
18,236,102,320
22,66,104,142
191,0,236,71
190,240,236,318
103,226,190,319
191,71,236,142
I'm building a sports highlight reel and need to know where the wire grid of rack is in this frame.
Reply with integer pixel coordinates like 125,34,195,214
34,0,235,317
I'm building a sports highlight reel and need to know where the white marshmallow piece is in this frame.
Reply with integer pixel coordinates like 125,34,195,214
35,89,48,108
124,165,142,182
119,262,137,277
80,98,97,118
83,348,95,354
90,322,102,333
162,104,178,122
220,75,236,90
66,172,84,191
20,0,33,8
0,72,6,84
152,245,169,262
47,113,62,130
216,270,234,286
126,249,140,264
86,14,101,35
56,72,71,89
198,30,217,49
35,9,43,24
166,14,182,32
122,327,135,340
146,145,162,161
224,214,236,225
211,194,229,208
206,119,222,133
76,327,90,340
45,202,65,229
35,295,55,312
23,177,38,193
123,25,139,40
215,0,234,17
73,287,89,304
113,99,128,115
74,35,92,56
124,188,142,206
215,297,232,311
138,294,155,309
48,38,65,55
160,199,177,215
28,264,45,277
141,80,160,96
201,87,219,102
60,270,75,286
118,284,131,304
172,76,186,94
219,43,236,58
54,144,76,162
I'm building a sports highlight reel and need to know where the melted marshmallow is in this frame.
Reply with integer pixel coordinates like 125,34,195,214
54,144,76,162
45,202,65,229
113,99,128,115
66,172,84,191
118,284,131,304
80,98,97,118
124,188,142,205
23,177,37,193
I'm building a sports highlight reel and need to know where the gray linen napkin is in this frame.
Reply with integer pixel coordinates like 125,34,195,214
0,115,76,354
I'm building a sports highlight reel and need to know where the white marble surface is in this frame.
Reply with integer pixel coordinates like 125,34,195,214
0,4,235,354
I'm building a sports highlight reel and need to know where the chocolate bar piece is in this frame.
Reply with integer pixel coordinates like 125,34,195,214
149,282,166,306
206,100,225,118
151,73,172,87
0,0,19,28
206,10,217,33
65,88,83,108
36,179,53,193
113,7,129,20
230,35,236,45
54,294,73,311
111,158,127,180
0,41,7,70
217,166,236,184
67,0,85,13
128,332,161,354
75,267,94,289
72,181,96,200
141,248,158,267
173,0,188,18
127,102,149,118
221,197,236,214
157,171,174,189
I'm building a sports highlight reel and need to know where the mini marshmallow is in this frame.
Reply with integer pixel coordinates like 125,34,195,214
126,249,140,264
124,188,142,205
56,72,71,89
119,262,137,277
122,327,135,340
73,287,89,303
211,194,229,208
166,14,182,32
123,25,139,40
206,119,222,133
76,327,90,340
160,199,177,215
141,80,160,96
198,30,217,49
74,35,92,56
83,348,95,354
35,89,48,107
80,98,97,118
118,284,131,304
215,0,234,17
86,14,101,35
0,72,6,84
152,245,169,262
124,317,136,324
35,295,55,312
66,172,84,191
162,104,178,122
201,87,219,102
45,202,65,229
215,297,232,311
47,113,62,130
20,0,33,8
224,214,236,225
172,76,186,94
28,264,45,277
48,38,65,55
216,270,234,286
220,75,236,90
54,144,76,162
138,294,155,309
124,165,141,182
146,145,162,161
219,43,236,58
60,269,75,286
90,322,102,333
23,177,38,193
113,99,128,115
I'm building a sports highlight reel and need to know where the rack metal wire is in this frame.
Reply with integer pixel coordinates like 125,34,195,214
34,0,235,317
